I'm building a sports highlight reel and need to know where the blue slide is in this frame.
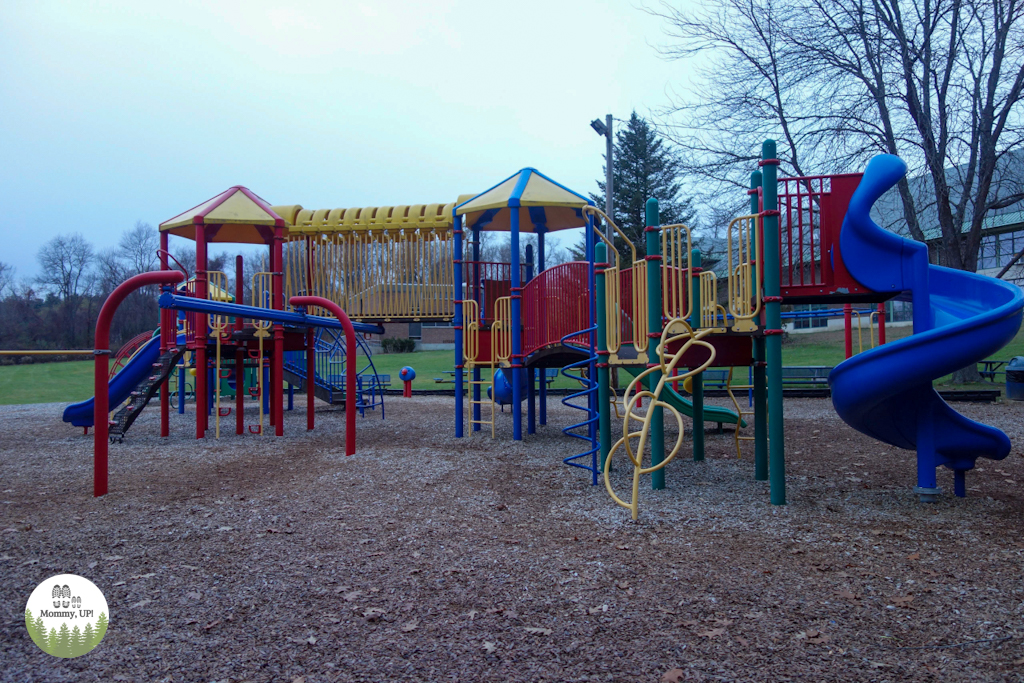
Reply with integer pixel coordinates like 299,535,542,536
62,334,180,428
829,155,1024,498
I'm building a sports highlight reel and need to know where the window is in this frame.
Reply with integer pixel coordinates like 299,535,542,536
792,304,829,329
978,229,1024,270
408,322,422,340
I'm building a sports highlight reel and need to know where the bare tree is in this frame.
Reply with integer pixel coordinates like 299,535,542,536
36,234,94,347
117,221,159,274
652,0,1024,268
652,0,1024,383
0,262,14,298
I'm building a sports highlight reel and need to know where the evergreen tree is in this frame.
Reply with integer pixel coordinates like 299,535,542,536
25,609,44,650
82,622,95,652
589,111,694,265
70,625,84,657
94,612,108,647
57,622,71,658
48,627,58,655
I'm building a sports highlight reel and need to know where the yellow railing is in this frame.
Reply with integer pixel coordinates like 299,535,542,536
726,214,761,333
699,270,726,331
630,263,649,355
493,296,512,366
463,300,480,366
283,226,455,322
583,206,648,359
661,224,694,322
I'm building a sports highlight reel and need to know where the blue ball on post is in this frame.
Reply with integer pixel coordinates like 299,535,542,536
400,366,416,397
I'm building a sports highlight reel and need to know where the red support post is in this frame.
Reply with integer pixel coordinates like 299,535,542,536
95,270,185,496
877,302,886,345
195,224,208,438
843,303,853,359
235,255,245,435
290,296,357,456
159,232,171,438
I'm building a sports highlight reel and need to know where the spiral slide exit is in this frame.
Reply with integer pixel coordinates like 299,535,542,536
829,155,1024,499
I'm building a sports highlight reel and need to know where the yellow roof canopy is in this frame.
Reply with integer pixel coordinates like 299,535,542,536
456,168,591,232
160,186,285,244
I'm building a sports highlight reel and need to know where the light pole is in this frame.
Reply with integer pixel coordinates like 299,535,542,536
590,115,613,241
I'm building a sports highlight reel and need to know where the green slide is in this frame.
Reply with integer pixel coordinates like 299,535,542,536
621,366,746,427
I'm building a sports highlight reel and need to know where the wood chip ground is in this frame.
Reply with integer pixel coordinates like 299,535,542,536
2,395,1024,681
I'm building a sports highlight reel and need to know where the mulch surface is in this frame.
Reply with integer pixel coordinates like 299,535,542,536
2,395,1024,682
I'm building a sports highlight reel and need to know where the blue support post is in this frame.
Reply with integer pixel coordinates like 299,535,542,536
537,226,547,426
287,383,294,411
510,209,523,441
472,225,481,431
208,365,215,416
177,365,186,414
262,364,270,416
526,244,536,435
454,214,465,437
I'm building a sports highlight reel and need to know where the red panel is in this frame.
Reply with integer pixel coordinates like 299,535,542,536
664,334,753,369
776,173,870,299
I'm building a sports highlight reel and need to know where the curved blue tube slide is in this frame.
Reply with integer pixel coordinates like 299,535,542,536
62,334,183,428
829,155,1024,496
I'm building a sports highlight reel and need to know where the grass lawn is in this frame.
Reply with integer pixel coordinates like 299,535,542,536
0,360,95,405
4,326,1022,405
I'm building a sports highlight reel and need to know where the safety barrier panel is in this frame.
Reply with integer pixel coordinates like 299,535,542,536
776,173,864,299
521,261,590,356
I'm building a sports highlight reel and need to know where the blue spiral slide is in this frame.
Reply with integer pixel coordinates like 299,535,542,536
829,155,1024,499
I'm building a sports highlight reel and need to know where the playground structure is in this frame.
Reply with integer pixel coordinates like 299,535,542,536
60,141,1023,512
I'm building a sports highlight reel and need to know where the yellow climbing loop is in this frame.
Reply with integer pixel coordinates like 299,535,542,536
603,319,718,520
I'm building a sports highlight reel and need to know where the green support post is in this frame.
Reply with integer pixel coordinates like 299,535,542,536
645,198,665,490
689,248,704,462
596,243,612,470
762,140,786,504
751,170,768,481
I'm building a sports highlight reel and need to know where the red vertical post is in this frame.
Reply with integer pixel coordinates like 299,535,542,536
195,222,207,439
159,231,171,438
272,227,285,436
843,303,853,359
290,296,356,455
94,271,185,496
877,302,886,345
235,255,245,435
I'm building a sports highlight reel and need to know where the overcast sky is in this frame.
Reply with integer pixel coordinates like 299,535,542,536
1,0,696,278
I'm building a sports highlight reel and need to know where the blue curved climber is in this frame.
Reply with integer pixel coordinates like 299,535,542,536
829,154,1024,499
559,327,599,485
